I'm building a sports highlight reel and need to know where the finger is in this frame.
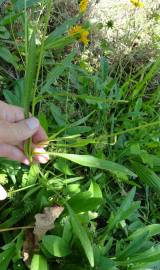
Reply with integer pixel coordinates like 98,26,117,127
0,185,7,200
0,144,30,165
33,147,49,164
32,126,48,145
0,101,24,123
0,117,40,145
17,144,49,164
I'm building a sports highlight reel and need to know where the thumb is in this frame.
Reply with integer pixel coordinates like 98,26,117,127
0,117,40,145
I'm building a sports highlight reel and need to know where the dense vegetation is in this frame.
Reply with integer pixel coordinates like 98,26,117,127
0,0,160,269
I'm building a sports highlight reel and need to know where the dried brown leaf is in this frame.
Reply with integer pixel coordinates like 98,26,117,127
33,205,64,240
23,229,35,265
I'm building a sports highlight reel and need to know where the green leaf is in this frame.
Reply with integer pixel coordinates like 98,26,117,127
0,26,10,39
99,57,109,81
38,112,48,133
42,50,76,92
67,204,94,267
0,13,22,26
51,153,136,177
15,0,42,10
45,15,80,43
117,232,148,260
131,161,160,192
123,245,160,264
107,187,138,231
68,191,102,213
0,47,18,68
50,104,65,127
89,181,103,199
54,158,74,175
0,209,25,228
42,235,70,257
0,244,15,270
129,224,160,240
31,254,48,270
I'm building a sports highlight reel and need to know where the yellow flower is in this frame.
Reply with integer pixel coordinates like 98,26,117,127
68,25,82,36
68,25,89,45
79,0,89,13
80,30,89,45
130,0,144,8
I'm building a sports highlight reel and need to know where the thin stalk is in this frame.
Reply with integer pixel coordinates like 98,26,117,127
0,225,34,233
35,119,160,149
32,0,52,116
24,0,28,63
9,184,38,195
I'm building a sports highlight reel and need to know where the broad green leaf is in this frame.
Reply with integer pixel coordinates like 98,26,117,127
42,50,76,92
51,153,136,177
89,181,103,198
67,204,94,267
0,47,18,68
42,235,70,257
31,254,48,270
129,224,160,240
54,158,74,175
68,191,102,213
131,161,160,192
0,244,15,270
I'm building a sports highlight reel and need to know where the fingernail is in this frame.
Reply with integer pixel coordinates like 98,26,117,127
37,156,49,164
26,117,39,130
23,158,30,166
0,185,7,200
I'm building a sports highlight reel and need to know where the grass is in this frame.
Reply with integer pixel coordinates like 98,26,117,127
0,0,160,269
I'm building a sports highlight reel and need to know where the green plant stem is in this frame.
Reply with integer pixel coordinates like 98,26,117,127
32,0,52,116
0,225,34,233
36,119,160,148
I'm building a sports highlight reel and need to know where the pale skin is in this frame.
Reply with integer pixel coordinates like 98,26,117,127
0,101,49,200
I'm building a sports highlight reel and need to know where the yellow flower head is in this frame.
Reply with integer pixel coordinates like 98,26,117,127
68,25,82,36
79,0,89,13
80,30,89,45
130,0,144,8
68,25,89,46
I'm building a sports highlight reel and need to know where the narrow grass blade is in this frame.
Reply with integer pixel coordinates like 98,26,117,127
129,224,160,240
131,161,160,192
0,47,18,68
66,204,94,267
47,153,136,177
23,33,37,117
41,50,76,92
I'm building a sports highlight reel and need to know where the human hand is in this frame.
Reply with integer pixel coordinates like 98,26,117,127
0,101,49,200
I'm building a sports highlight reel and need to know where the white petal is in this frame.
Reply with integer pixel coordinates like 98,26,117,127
0,185,7,200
